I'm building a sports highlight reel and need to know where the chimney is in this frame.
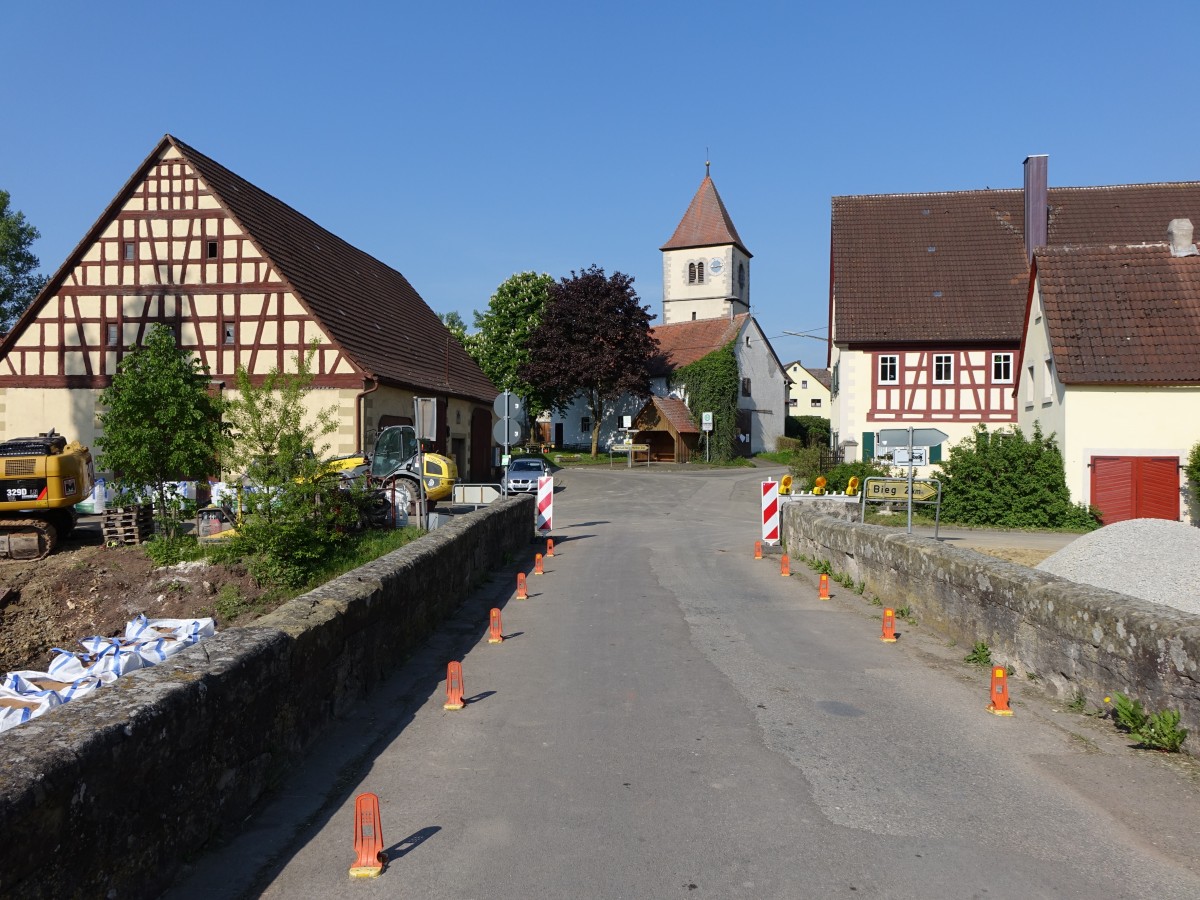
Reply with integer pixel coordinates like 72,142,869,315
1023,155,1048,263
1168,218,1199,257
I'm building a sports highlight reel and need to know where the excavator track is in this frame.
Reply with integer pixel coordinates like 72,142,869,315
0,519,58,561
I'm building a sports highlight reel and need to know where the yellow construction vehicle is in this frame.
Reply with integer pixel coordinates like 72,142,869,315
367,425,458,514
0,429,95,559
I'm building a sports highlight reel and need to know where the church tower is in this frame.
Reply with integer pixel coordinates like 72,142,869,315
659,167,752,324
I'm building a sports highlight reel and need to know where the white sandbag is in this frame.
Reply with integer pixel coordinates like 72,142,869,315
125,614,216,645
0,685,62,734
2,670,102,703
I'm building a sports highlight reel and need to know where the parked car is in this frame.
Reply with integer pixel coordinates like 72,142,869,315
503,457,548,493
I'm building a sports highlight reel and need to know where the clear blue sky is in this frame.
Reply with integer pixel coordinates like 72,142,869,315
4,2,1199,370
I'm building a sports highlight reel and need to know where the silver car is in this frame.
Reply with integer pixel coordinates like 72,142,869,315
503,457,548,493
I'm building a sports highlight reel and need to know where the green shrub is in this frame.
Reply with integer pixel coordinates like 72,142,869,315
785,415,831,447
935,424,1100,530
820,460,890,493
1111,692,1148,732
1135,709,1189,752
673,343,739,461
776,436,805,453
144,534,206,566
964,641,992,666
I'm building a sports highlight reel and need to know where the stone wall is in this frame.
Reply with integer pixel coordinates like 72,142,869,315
783,502,1200,746
0,495,535,900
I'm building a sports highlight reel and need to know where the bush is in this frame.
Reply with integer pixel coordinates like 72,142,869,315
775,436,805,453
785,415,831,447
934,424,1100,530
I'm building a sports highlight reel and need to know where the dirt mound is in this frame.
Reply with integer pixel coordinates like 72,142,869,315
0,524,268,675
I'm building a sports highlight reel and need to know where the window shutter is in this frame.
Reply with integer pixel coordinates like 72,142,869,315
862,431,875,459
930,443,942,463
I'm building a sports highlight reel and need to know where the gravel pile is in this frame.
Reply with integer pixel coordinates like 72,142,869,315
1037,518,1200,617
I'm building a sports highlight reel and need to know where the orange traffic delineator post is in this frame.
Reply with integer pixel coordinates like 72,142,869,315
444,661,466,710
534,553,544,575
487,608,504,644
754,540,763,560
881,608,898,642
546,538,555,558
516,572,528,600
780,554,791,577
349,792,386,878
818,573,830,600
987,666,1013,716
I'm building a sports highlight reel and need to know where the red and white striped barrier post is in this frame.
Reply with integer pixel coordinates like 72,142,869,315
537,476,554,533
761,480,780,546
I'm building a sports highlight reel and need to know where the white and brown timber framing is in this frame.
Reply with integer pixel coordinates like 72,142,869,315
0,135,496,456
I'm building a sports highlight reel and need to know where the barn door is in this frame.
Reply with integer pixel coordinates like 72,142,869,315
1090,456,1179,524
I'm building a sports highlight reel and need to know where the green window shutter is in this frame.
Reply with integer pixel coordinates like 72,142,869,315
862,431,875,460
930,442,942,463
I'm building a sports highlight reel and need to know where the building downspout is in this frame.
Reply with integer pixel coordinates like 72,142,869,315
355,376,379,452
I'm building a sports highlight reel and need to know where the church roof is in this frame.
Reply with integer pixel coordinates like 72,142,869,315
648,314,747,377
661,175,751,257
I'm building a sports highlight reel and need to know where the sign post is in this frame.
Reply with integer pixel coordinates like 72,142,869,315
702,412,713,462
493,391,525,494
876,427,948,534
413,398,438,528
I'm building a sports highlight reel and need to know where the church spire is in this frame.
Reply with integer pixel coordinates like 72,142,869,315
660,172,752,258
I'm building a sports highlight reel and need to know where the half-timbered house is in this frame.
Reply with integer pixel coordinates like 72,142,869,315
828,155,1200,478
0,135,499,481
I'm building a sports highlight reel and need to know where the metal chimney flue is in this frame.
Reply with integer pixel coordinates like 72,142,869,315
1023,155,1048,263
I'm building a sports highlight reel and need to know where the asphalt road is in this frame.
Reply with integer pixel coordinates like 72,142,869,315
168,464,1200,899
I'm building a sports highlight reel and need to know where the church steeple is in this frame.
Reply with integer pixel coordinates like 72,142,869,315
660,170,751,324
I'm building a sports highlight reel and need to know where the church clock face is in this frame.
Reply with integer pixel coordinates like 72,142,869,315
709,258,723,274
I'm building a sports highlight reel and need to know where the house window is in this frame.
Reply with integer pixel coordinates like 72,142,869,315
696,261,704,283
741,377,751,397
831,361,839,396
1025,364,1035,406
207,241,219,259
1043,357,1054,403
580,416,591,435
691,311,697,320
688,263,696,284
738,262,745,290
223,322,236,345
810,398,822,408
992,352,1013,383
122,242,135,261
878,355,898,384
933,354,954,383
801,379,808,389
788,398,798,407
105,323,119,347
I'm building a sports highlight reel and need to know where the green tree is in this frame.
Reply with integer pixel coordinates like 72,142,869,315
934,423,1098,529
437,311,473,350
473,271,554,415
222,344,362,586
673,342,739,461
521,265,659,456
0,189,48,330
96,324,225,538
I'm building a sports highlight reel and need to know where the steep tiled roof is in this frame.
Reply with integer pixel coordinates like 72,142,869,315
648,314,746,377
653,396,699,434
809,367,832,390
167,137,497,403
832,181,1200,346
661,176,751,257
1033,243,1200,384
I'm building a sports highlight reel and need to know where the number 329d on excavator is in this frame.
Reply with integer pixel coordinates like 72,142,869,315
0,429,95,560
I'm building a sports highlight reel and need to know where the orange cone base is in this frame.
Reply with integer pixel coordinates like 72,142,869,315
880,636,898,643
443,700,465,710
986,703,1014,717
487,635,503,644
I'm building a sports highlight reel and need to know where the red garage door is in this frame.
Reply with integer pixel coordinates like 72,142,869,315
1090,456,1180,524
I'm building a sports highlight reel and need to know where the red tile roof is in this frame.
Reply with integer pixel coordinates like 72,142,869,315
1033,243,1200,384
653,396,699,434
832,182,1200,346
648,314,746,377
168,137,497,403
661,176,751,257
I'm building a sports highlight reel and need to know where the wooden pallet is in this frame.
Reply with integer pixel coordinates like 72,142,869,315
102,505,153,544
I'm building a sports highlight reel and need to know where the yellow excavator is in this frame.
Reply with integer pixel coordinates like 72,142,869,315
0,429,94,559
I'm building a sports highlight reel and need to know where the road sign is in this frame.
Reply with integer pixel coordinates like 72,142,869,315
701,412,714,432
613,443,649,452
876,427,948,447
493,391,524,418
761,480,780,545
890,447,928,466
864,478,939,502
492,419,524,445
